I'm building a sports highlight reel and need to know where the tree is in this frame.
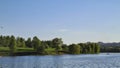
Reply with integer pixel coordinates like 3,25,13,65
45,40,53,48
5,36,11,47
20,38,26,47
25,38,32,48
69,44,80,54
86,42,92,53
41,41,49,49
0,36,11,47
37,43,46,54
16,37,21,47
94,43,100,53
16,37,26,47
78,43,87,54
0,35,3,47
0,36,6,47
52,38,63,54
78,42,100,54
32,36,41,52
52,38,63,51
62,44,68,52
9,35,17,55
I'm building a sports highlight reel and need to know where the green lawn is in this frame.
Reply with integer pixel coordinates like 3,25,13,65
0,47,58,56
0,47,55,53
17,47,34,52
45,48,56,55
0,47,10,56
0,47,35,56
0,47,34,52
45,48,55,52
0,47,10,52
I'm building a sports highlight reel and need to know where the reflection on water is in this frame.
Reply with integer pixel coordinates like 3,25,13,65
0,53,120,68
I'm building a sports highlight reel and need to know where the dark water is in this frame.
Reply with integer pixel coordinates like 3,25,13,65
0,53,120,68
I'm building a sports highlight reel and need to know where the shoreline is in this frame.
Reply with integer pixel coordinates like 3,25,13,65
0,52,120,57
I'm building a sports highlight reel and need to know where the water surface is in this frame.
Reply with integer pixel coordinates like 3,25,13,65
0,53,120,68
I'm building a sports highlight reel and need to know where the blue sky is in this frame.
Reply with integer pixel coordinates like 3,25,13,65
0,0,120,44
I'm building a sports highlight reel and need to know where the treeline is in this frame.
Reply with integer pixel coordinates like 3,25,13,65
98,42,120,52
0,35,100,56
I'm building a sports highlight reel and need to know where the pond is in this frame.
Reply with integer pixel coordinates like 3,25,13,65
0,53,120,68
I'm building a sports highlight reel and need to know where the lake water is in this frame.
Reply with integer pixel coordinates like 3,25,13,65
0,53,120,68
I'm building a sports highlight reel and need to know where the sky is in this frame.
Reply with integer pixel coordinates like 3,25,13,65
0,0,120,44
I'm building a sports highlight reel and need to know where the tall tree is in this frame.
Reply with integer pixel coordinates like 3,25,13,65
16,37,21,47
94,43,100,53
45,40,53,48
69,44,80,54
5,36,11,47
9,35,17,55
25,38,32,48
52,38,63,50
0,35,3,47
32,36,41,52
62,44,68,52
38,42,46,54
16,37,26,47
52,38,63,54
20,38,26,47
41,41,49,49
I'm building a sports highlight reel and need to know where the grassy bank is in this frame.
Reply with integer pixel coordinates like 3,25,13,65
0,47,34,56
0,47,57,56
0,47,66,56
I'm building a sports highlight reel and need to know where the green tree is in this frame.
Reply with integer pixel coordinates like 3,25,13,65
32,36,41,52
16,37,26,47
37,43,46,54
0,35,3,47
0,35,6,47
45,40,53,48
5,36,11,47
25,38,32,48
78,43,84,53
0,36,11,47
9,35,17,55
41,41,49,49
69,44,80,54
94,43,100,53
20,38,26,47
52,38,63,54
90,43,95,53
62,44,68,52
86,42,92,53
16,37,21,47
52,38,63,50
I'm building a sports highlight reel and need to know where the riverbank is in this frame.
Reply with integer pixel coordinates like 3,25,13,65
0,46,119,56
0,47,35,56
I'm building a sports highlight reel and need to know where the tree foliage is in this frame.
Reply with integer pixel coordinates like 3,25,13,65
69,44,80,54
25,38,32,48
0,35,101,55
52,38,63,51
78,42,100,54
32,36,41,52
9,35,17,55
